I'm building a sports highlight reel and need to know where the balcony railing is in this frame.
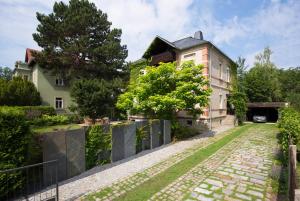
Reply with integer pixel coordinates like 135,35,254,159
150,51,176,66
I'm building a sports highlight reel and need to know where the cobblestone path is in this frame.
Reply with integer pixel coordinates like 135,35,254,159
82,126,245,201
150,124,277,201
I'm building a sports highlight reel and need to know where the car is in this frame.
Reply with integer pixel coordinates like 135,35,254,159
253,115,267,123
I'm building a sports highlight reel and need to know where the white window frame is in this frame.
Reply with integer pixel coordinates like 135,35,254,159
55,78,64,86
55,97,63,109
219,94,223,109
226,67,230,82
219,63,222,79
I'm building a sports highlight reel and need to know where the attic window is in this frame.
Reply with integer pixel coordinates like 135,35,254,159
56,78,64,86
183,53,196,58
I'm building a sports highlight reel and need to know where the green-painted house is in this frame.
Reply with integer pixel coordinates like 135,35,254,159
13,48,72,113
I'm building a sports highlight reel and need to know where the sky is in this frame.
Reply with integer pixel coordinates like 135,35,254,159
0,0,299,69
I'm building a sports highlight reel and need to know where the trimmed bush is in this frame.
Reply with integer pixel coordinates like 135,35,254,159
278,107,300,164
0,106,55,120
86,125,112,169
31,114,70,126
0,107,32,198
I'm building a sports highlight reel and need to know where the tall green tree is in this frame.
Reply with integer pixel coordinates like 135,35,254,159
32,0,128,80
245,47,282,102
70,78,123,122
0,67,13,81
116,62,211,120
278,67,300,111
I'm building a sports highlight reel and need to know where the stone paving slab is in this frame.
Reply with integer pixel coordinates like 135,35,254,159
80,126,237,200
148,125,276,201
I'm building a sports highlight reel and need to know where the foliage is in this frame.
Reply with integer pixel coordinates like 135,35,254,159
30,114,71,126
136,125,148,153
32,124,81,133
117,61,211,120
129,59,149,85
244,47,282,102
86,125,111,169
228,91,247,125
228,58,248,125
0,77,41,106
277,107,300,163
70,78,123,121
172,121,198,140
0,66,13,80
0,108,32,198
32,0,128,80
278,67,300,111
0,106,55,120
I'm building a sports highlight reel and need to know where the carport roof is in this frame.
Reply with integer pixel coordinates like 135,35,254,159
247,102,288,108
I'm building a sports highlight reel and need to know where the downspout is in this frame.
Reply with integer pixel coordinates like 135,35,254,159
209,45,213,131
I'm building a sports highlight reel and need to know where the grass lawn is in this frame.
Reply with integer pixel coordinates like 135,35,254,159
32,124,81,133
86,124,254,201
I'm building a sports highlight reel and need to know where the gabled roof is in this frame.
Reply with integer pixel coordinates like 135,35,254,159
142,34,234,63
25,48,39,64
172,37,208,50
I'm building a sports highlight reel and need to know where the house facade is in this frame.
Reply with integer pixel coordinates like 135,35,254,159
140,31,236,130
13,48,72,113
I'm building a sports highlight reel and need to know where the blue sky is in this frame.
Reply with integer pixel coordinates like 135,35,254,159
0,0,299,69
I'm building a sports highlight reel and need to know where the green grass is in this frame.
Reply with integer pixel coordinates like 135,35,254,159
32,124,81,133
86,124,256,201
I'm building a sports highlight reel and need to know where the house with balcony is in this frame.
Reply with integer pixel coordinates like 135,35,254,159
13,48,72,113
138,31,236,129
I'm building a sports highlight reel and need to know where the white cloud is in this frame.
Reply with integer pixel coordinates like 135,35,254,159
0,0,299,68
94,0,194,60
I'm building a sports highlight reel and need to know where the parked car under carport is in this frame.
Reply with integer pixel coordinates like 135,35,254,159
246,102,288,123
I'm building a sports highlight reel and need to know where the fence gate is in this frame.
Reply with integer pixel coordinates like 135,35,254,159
0,160,59,201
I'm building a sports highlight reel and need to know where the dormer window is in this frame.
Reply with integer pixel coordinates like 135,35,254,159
56,78,64,86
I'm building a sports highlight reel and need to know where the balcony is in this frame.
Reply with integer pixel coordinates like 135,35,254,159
150,51,176,66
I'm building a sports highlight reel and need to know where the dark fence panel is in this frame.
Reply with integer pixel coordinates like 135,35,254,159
0,160,58,201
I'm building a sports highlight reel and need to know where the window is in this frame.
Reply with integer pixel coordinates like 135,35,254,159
187,120,193,126
56,78,64,86
23,75,28,80
219,94,223,109
55,97,63,109
183,53,196,58
140,69,146,75
226,67,230,82
219,63,222,79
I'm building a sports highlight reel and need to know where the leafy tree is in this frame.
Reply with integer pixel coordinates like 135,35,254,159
0,77,41,106
245,47,282,102
32,0,128,80
278,67,300,111
228,58,248,125
0,67,13,80
116,62,211,120
236,57,247,93
70,78,123,122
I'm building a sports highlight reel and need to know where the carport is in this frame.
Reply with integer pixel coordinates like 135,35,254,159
246,102,288,122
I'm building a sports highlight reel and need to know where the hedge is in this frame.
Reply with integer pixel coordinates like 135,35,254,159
0,106,56,120
0,107,32,198
278,107,300,164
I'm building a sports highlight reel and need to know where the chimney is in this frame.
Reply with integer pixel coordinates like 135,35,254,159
194,31,203,40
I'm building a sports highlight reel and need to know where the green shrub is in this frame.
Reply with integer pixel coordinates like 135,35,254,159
86,125,112,169
31,114,70,126
136,125,148,153
0,107,32,198
0,106,55,120
278,107,300,164
172,121,198,140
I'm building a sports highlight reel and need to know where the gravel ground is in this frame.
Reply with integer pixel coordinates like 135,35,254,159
54,125,234,200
